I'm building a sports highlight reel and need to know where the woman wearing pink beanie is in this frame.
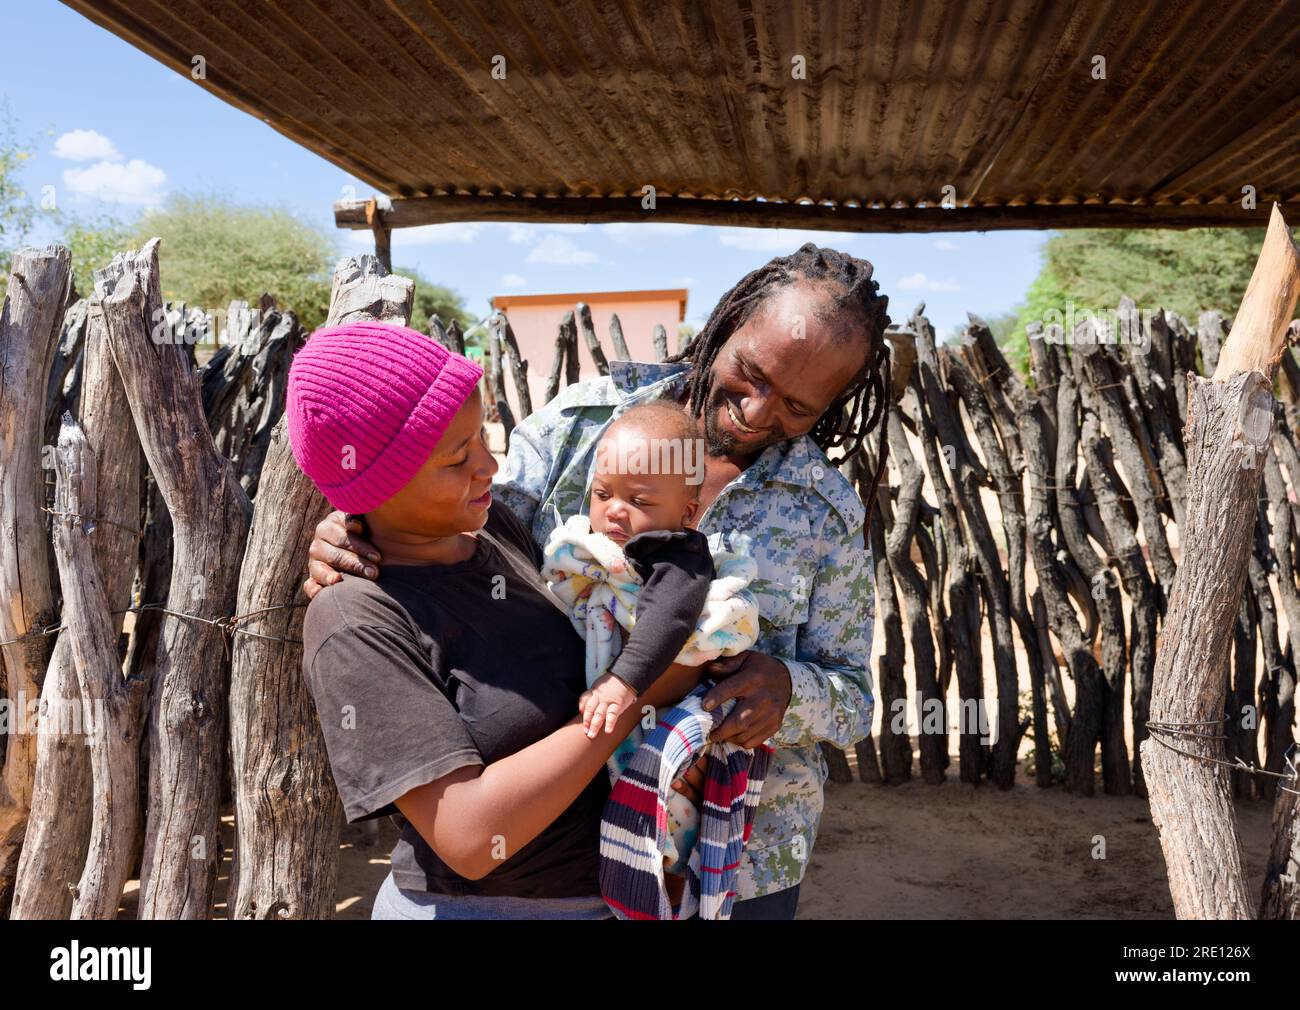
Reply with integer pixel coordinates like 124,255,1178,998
286,321,695,920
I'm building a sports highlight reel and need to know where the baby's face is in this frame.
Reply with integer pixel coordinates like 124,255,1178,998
589,429,699,545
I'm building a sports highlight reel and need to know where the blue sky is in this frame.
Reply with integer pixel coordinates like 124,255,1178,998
5,1,1050,339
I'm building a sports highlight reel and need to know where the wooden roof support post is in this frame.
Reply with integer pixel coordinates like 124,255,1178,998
364,197,392,275
228,255,414,919
1143,204,1300,919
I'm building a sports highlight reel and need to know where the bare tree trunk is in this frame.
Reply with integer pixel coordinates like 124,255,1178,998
563,311,581,387
880,409,931,784
1141,204,1300,919
0,245,73,914
1078,396,1157,796
915,319,1018,787
1260,772,1300,918
493,313,533,420
904,343,959,784
652,324,668,362
96,240,254,919
13,298,142,918
544,318,569,405
486,313,515,440
608,313,631,361
229,255,412,920
576,302,609,377
48,416,148,918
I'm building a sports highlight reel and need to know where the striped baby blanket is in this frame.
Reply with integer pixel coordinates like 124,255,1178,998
598,684,774,921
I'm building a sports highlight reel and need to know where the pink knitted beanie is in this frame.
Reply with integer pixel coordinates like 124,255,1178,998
286,321,484,514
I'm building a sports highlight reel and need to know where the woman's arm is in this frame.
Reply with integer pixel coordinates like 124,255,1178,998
396,660,706,880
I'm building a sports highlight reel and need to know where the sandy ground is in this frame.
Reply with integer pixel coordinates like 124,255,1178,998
287,763,1277,920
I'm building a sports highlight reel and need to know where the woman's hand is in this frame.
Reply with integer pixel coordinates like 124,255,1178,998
303,510,381,599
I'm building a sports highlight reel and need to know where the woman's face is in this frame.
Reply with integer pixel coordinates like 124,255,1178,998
702,283,869,458
368,385,498,536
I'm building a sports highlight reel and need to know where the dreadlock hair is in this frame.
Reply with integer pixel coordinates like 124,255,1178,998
668,242,893,517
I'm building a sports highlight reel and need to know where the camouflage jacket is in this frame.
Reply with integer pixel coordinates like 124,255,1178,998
493,359,876,899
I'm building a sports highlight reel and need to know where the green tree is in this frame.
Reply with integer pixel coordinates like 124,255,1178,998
999,227,1273,374
393,264,476,338
63,214,133,299
131,193,337,329
0,104,36,302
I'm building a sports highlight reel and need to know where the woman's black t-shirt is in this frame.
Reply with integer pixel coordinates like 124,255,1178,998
301,500,606,898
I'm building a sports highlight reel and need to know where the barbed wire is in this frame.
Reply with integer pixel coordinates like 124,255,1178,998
1146,719,1300,796
0,600,308,659
40,505,142,537
2,506,312,659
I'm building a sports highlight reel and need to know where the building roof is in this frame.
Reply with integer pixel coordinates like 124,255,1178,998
491,289,688,321
65,0,1300,234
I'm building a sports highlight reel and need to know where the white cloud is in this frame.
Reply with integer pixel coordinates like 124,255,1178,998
63,159,166,205
53,129,122,162
670,276,697,287
500,273,526,288
525,234,600,265
505,223,537,244
716,227,857,252
897,272,960,292
933,238,959,251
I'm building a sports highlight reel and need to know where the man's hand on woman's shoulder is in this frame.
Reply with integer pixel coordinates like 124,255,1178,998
303,510,382,599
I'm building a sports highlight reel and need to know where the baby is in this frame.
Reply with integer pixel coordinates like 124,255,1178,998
579,399,712,736
542,397,759,876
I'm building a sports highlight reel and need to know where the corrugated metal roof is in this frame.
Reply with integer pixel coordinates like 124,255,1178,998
64,0,1300,231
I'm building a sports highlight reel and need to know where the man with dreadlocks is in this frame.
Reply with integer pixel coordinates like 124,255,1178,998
306,243,889,919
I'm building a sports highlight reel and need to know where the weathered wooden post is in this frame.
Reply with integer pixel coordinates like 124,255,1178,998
1142,204,1300,918
97,239,253,918
493,312,533,419
608,313,631,360
48,414,148,918
0,245,73,914
543,322,566,405
228,255,414,919
13,297,143,919
652,323,668,362
576,302,610,377
486,312,516,439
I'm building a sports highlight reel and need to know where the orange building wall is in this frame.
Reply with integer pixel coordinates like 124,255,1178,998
490,290,687,417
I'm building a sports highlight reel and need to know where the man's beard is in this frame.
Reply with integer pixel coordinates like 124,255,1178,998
702,383,784,458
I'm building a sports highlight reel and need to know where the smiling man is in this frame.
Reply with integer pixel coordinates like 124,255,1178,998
306,243,890,919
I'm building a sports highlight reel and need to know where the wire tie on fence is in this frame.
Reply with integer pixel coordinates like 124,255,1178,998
1146,721,1300,793
0,600,309,651
40,506,143,537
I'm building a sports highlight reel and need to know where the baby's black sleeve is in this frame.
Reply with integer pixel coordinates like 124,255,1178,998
609,528,716,695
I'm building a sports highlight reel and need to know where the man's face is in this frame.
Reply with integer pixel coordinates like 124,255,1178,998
702,284,868,458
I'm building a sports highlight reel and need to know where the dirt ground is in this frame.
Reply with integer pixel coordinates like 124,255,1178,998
289,765,1276,920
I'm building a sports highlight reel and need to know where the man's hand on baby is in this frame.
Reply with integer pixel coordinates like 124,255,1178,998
304,510,380,599
702,650,792,748
580,674,637,739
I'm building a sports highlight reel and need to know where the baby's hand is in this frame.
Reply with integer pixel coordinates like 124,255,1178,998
580,674,637,738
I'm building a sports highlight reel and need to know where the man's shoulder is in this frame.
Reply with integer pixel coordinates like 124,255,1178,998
765,437,866,536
